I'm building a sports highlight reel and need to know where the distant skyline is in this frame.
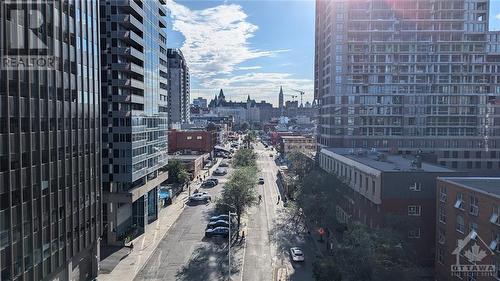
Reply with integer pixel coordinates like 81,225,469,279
165,0,500,107
165,0,315,107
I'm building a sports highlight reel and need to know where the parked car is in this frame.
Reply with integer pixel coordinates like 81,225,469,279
206,220,230,229
189,192,211,202
205,227,229,238
258,177,265,184
269,154,273,157
219,161,229,167
207,178,219,185
213,168,227,176
290,247,305,262
201,180,216,188
209,214,230,222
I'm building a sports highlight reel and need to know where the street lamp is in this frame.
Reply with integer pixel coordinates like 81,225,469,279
219,203,237,280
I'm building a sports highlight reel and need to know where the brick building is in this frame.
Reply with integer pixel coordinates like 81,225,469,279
435,177,500,281
318,148,461,266
280,135,317,156
168,130,217,154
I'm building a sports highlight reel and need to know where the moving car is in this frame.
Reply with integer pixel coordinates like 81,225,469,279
290,247,305,262
201,180,217,188
189,192,211,202
213,168,227,176
207,178,219,185
209,214,230,222
258,177,265,184
205,227,229,238
206,220,230,229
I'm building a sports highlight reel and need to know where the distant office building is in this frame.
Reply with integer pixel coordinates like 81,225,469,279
315,0,500,171
100,0,169,244
167,49,190,127
318,148,461,265
434,177,500,281
280,136,317,156
0,1,101,280
192,97,207,108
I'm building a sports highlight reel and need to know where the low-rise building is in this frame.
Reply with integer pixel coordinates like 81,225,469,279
434,177,500,281
168,153,211,180
318,148,461,266
280,135,317,155
168,129,217,154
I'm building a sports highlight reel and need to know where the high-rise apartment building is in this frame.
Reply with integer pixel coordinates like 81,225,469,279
167,48,190,127
192,97,207,109
0,1,101,280
99,0,169,245
315,0,500,171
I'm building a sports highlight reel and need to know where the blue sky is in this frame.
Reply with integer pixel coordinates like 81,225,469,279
166,0,315,106
166,0,500,106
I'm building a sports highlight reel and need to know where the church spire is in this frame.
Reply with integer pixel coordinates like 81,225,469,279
279,86,284,116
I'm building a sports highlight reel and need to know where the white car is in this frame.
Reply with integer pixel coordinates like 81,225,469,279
213,168,227,176
290,247,305,262
189,192,211,202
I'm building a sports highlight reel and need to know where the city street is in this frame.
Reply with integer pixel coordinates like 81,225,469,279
135,143,315,281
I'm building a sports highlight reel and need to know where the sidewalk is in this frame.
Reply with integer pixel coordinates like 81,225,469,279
98,158,221,281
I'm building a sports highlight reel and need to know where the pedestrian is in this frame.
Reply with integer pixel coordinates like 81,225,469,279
277,195,281,203
258,195,262,203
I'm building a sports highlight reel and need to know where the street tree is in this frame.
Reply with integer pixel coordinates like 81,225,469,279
166,160,190,184
216,166,258,228
233,148,257,167
287,150,313,179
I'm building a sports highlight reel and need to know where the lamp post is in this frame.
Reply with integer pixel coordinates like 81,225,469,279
219,203,237,280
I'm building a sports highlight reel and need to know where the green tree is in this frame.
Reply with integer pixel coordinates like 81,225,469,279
233,148,257,167
216,166,258,228
287,150,314,181
313,257,342,281
166,160,190,184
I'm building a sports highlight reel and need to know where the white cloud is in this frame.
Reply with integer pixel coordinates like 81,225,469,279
166,0,287,79
237,66,262,70
496,13,500,20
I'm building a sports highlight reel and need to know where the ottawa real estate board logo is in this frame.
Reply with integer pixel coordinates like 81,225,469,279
1,0,56,70
451,231,495,277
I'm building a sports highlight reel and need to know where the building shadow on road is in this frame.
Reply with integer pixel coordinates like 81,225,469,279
175,241,243,281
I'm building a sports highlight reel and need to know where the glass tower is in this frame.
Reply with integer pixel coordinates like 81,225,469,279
0,0,102,280
99,0,169,245
316,0,500,171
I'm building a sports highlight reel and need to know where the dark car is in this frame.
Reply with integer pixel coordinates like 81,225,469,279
258,177,265,184
201,180,216,188
206,220,230,229
205,227,229,238
207,178,219,185
219,161,229,167
209,214,230,222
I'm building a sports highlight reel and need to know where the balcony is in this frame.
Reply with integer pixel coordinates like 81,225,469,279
113,14,143,33
113,78,144,90
111,61,143,76
116,0,144,19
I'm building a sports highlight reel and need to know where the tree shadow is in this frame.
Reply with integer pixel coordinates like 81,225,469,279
175,239,243,281
268,208,308,258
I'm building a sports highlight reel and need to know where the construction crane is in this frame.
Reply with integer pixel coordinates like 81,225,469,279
283,94,297,101
291,89,305,107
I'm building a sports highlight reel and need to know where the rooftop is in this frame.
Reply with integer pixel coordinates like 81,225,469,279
281,135,313,139
323,148,455,173
439,177,500,197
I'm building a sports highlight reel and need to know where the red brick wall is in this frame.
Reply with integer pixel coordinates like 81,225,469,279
168,130,217,153
435,179,500,281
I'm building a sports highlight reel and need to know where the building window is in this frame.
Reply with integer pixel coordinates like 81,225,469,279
408,228,421,239
490,205,500,225
439,206,447,224
196,136,202,140
186,136,192,140
489,232,500,252
409,182,421,191
469,222,478,240
439,186,447,202
469,195,479,216
438,228,445,244
456,215,465,233
408,205,421,216
454,192,464,210
437,247,444,264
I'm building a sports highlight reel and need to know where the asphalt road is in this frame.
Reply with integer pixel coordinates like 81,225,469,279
135,142,315,281
134,166,233,281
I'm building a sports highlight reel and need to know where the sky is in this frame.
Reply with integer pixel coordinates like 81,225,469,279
165,0,316,107
165,0,500,107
